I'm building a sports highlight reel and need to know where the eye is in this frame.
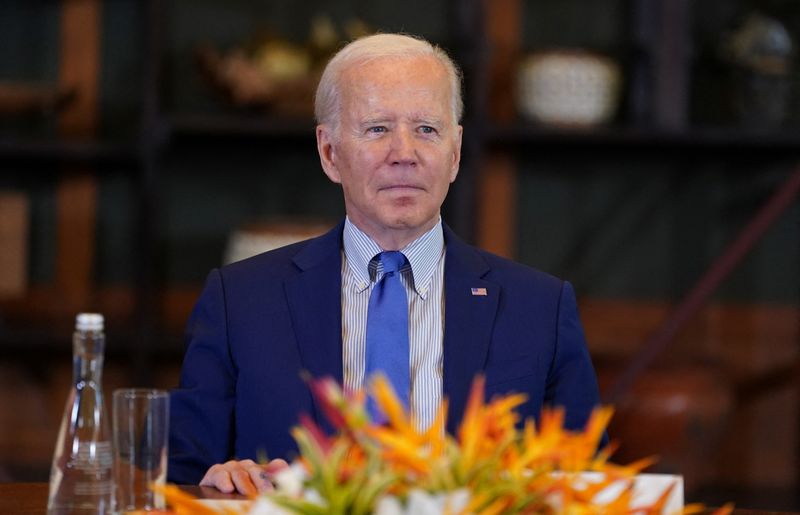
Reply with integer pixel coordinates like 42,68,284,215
367,126,387,134
418,125,437,135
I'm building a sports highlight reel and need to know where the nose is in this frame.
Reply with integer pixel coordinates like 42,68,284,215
388,127,417,166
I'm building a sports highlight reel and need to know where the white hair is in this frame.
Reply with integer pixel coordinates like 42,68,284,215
314,33,463,128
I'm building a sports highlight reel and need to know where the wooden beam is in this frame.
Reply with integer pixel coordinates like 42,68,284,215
477,154,517,258
58,0,101,137
56,0,102,304
477,0,522,258
54,175,97,303
485,0,522,122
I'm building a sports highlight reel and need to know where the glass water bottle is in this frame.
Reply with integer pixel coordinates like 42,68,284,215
47,313,115,514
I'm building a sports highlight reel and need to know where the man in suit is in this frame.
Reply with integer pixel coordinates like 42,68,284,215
168,33,603,494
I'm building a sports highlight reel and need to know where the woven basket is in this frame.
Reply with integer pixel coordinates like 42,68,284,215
516,50,621,127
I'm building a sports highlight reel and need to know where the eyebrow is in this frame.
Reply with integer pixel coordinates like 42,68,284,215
358,115,445,127
412,117,444,127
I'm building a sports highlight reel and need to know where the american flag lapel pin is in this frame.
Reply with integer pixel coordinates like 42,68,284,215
471,287,488,296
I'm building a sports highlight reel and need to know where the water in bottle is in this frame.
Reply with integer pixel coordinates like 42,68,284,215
47,313,115,514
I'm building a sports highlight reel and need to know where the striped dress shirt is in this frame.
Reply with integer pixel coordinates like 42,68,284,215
341,217,445,430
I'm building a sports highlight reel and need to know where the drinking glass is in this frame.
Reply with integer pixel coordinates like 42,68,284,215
112,388,169,513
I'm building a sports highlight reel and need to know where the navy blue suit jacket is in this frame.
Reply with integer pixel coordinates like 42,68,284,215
168,221,602,484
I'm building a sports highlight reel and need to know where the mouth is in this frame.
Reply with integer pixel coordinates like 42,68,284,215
379,184,425,193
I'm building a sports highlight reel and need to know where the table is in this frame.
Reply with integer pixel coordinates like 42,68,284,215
0,482,793,515
0,483,243,514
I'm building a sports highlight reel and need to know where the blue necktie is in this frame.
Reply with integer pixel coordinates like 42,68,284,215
365,251,410,422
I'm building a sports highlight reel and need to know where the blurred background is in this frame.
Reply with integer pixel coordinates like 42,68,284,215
0,0,798,510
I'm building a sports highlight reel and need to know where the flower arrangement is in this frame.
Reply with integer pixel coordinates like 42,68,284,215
159,375,732,515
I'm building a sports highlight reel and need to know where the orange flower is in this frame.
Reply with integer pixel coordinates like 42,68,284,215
157,375,732,515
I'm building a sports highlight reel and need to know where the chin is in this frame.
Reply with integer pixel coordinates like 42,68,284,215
375,204,438,232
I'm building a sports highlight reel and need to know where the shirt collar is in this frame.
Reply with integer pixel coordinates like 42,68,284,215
342,217,444,298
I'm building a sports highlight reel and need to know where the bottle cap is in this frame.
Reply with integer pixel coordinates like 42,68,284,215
76,313,104,331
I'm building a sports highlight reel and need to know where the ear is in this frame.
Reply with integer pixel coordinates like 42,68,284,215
449,125,463,183
317,124,342,184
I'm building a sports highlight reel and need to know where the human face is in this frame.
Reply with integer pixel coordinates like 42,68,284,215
316,55,462,250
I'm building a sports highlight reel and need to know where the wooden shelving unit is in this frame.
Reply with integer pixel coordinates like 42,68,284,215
466,0,800,503
0,0,163,385
0,0,798,500
0,139,139,164
166,113,316,140
485,124,800,153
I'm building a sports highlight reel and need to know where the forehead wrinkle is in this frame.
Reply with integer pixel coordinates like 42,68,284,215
340,56,456,127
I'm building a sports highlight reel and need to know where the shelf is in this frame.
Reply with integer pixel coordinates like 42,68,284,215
166,113,316,141
0,285,199,356
164,116,797,161
486,124,800,154
0,137,139,166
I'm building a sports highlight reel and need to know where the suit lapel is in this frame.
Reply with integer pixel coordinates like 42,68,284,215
442,226,499,434
283,222,500,433
284,222,344,428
